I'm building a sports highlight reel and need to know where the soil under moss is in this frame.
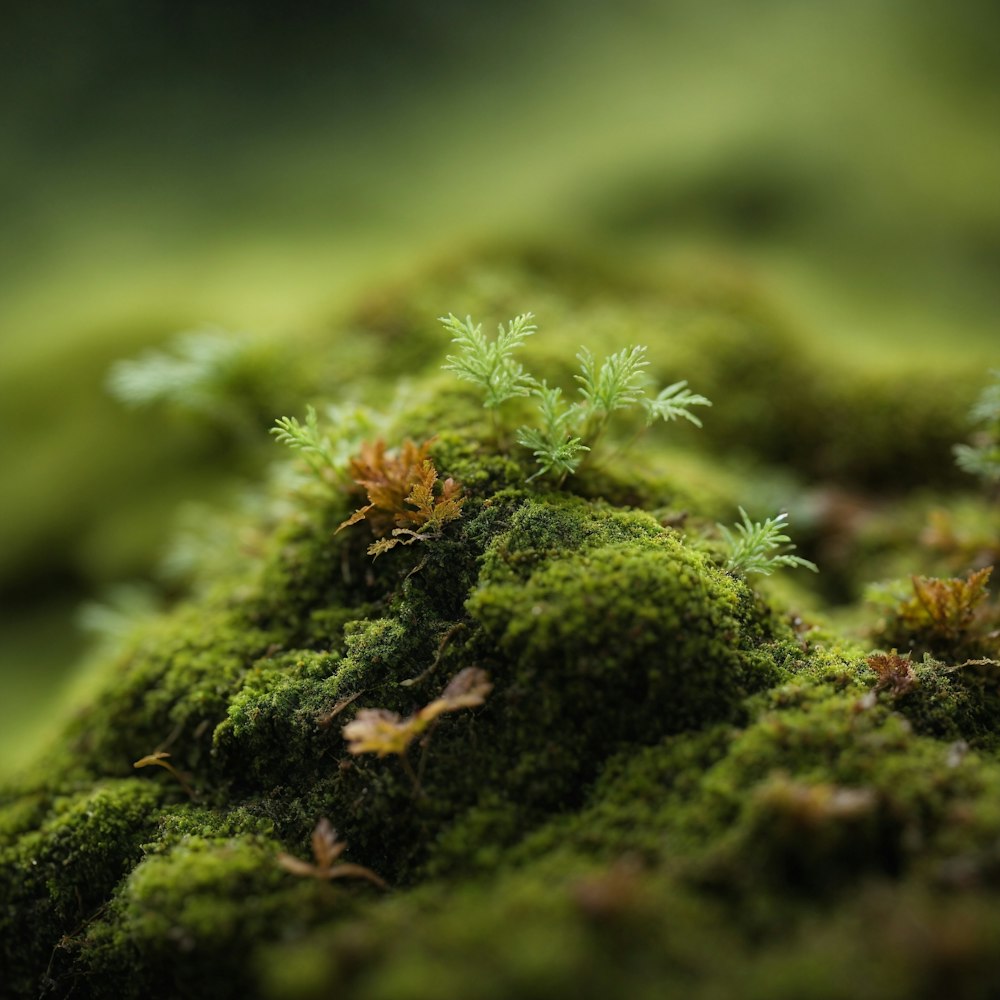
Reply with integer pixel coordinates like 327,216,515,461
2,247,998,999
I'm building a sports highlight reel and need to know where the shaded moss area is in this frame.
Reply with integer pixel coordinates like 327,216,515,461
2,248,999,998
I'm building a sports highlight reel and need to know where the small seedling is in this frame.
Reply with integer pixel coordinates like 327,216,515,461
276,817,387,888
718,508,818,576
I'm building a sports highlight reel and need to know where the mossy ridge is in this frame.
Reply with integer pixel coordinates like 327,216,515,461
1,463,799,996
505,654,1000,890
212,492,792,884
1,243,996,997
253,869,1000,1000
0,780,166,997
74,834,359,1000
247,687,1000,1000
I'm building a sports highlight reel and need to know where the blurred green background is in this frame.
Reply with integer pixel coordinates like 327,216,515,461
2,0,998,769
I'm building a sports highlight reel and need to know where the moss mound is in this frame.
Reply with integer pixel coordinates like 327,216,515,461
2,248,999,998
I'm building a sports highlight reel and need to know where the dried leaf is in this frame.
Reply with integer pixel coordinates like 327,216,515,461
133,750,196,799
277,817,387,889
311,817,346,869
342,669,492,757
342,708,422,757
866,650,917,697
337,440,464,555
420,667,494,723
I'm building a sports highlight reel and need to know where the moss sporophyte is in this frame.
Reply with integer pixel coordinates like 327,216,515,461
34,278,1000,1000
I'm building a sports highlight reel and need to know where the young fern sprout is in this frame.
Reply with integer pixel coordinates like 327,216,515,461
270,403,383,484
271,405,337,477
440,312,537,440
515,382,589,482
954,370,1000,486
719,507,818,577
440,311,711,484
574,345,649,443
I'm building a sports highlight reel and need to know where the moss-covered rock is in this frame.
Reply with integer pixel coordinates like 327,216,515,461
2,249,999,998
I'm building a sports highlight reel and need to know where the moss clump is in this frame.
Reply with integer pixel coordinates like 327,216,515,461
74,834,360,1000
3,247,1000,998
0,441,796,995
0,780,165,996
868,654,1000,752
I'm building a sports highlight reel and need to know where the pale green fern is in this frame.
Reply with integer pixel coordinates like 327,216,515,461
954,370,1000,485
440,311,711,483
271,403,382,482
515,383,589,482
271,405,336,476
440,312,538,410
719,508,818,576
640,381,712,427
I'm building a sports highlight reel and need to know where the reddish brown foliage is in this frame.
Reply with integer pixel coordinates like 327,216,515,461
337,439,464,556
907,567,992,638
866,650,917,697
276,817,387,888
873,567,996,660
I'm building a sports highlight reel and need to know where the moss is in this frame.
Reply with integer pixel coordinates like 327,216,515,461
4,245,1000,997
872,655,1000,752
0,780,165,997
76,834,353,1000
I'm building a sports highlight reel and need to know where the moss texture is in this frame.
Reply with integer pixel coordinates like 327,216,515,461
2,247,998,999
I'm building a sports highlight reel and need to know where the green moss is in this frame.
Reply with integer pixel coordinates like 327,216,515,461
0,780,165,996
4,245,1000,997
870,655,1000,752
77,834,353,1000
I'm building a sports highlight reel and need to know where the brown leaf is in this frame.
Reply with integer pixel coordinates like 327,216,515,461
417,667,493,725
866,650,917,697
311,817,346,870
277,818,388,889
341,670,492,757
336,439,463,552
342,708,422,756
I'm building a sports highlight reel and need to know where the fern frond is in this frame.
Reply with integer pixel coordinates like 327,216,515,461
271,403,383,482
105,329,278,431
574,345,649,414
719,507,818,576
270,405,335,474
641,381,713,427
970,369,1000,425
955,370,1000,485
440,312,537,409
516,382,589,482
437,312,709,484
954,443,1000,482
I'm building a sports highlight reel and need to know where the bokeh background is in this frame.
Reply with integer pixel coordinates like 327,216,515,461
2,0,998,770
